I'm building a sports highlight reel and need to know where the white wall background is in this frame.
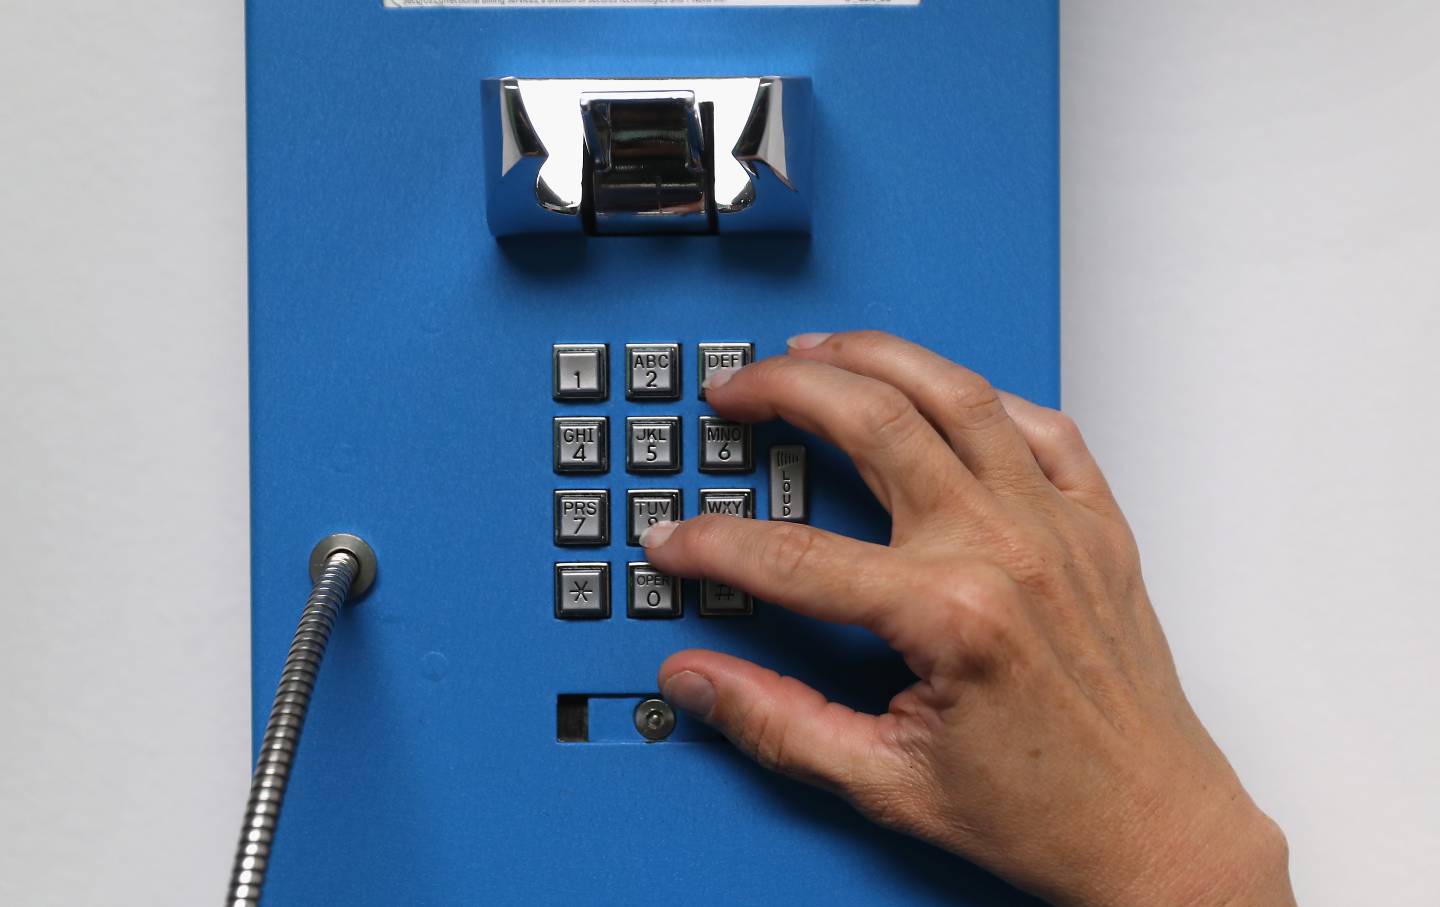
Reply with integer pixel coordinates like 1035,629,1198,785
1,3,1436,905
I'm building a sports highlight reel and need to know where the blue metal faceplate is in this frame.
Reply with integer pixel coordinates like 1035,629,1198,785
247,2,1056,904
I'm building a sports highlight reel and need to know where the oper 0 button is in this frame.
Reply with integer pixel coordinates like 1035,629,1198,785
698,417,752,472
697,342,754,400
554,489,609,546
553,417,608,474
626,416,681,473
698,488,754,519
625,343,681,400
628,562,681,619
554,562,610,620
553,343,608,401
701,579,752,617
628,489,681,546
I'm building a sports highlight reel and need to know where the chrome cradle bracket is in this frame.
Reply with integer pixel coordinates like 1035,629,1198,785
483,77,813,236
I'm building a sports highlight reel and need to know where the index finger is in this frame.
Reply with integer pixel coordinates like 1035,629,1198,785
704,355,979,525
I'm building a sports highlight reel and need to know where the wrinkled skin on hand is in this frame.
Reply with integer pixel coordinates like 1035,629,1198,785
643,331,1294,907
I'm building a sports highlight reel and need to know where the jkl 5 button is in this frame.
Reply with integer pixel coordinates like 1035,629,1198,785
626,416,681,473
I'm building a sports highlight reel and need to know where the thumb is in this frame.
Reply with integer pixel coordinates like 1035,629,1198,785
659,649,895,795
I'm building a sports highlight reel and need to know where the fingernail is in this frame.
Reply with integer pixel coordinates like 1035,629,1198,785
702,367,738,391
786,332,832,350
639,520,678,548
663,671,717,718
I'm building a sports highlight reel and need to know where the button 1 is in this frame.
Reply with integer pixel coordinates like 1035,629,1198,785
626,416,681,473
628,562,681,619
554,417,608,474
698,416,753,472
698,488,754,519
701,579,752,617
768,444,808,522
555,562,610,619
697,342,754,399
628,489,682,546
625,343,681,400
553,344,608,401
554,490,609,546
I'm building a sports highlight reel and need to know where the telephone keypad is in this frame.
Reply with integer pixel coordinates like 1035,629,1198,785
698,416,753,473
625,343,681,400
555,562,611,619
554,490,609,546
554,417,609,474
552,343,768,621
625,416,681,473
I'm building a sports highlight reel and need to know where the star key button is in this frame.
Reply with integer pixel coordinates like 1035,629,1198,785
554,562,610,620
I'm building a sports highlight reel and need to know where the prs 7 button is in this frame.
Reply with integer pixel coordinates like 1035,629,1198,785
628,489,681,546
553,490,609,546
626,416,681,473
554,562,610,620
553,417,608,474
698,488,754,519
628,562,681,619
697,342,753,399
698,417,752,472
553,343,608,401
625,343,681,400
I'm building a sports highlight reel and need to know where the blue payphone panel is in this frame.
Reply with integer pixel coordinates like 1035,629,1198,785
247,2,1056,904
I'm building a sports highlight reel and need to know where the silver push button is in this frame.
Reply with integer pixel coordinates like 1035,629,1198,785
553,417,608,474
626,416,681,473
701,579,752,617
697,343,753,399
553,344,608,401
554,490,609,546
626,343,681,400
628,562,681,619
699,417,752,472
555,562,610,619
768,445,808,523
698,488,754,519
628,489,681,546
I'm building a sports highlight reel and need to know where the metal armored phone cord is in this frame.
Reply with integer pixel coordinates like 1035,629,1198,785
226,534,377,907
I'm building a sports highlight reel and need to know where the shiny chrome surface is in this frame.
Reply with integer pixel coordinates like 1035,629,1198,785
484,77,812,235
228,536,375,906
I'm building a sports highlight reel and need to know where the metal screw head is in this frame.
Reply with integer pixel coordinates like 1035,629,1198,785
634,698,676,742
309,533,377,599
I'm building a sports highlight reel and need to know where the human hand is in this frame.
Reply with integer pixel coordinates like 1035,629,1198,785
642,331,1294,907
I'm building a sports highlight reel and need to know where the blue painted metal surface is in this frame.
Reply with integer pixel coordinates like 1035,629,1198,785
247,2,1056,904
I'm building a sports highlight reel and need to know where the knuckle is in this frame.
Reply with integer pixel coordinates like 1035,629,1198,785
743,701,795,775
853,386,922,446
760,524,819,585
1037,408,1084,447
943,372,1008,430
934,567,1022,657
